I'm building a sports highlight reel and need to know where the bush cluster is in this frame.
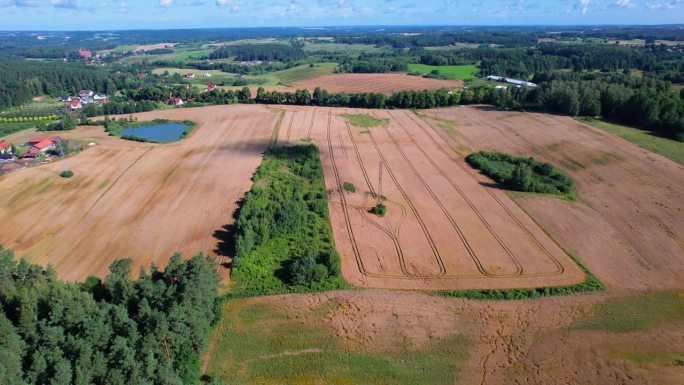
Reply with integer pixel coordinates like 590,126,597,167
466,151,575,198
231,145,345,296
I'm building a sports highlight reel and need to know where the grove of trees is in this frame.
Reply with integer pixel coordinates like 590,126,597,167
0,246,221,385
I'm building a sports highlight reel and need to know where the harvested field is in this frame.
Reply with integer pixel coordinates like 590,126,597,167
291,73,464,95
0,105,278,281
277,106,585,290
425,106,684,290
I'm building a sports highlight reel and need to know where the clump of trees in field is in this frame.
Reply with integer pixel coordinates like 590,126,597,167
370,203,387,217
231,145,345,296
209,44,305,62
0,245,221,385
466,151,575,198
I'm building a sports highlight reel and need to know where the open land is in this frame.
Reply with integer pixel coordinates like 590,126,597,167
290,73,464,95
0,105,278,281
1,104,683,384
276,106,585,290
425,106,684,290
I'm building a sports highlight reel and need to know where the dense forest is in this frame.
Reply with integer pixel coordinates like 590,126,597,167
209,44,305,62
0,246,221,385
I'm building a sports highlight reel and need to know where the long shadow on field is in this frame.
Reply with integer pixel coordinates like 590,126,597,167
213,197,246,268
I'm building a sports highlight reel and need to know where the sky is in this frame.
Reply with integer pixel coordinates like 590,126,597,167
0,0,682,30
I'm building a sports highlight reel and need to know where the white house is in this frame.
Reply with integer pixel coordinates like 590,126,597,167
0,140,12,155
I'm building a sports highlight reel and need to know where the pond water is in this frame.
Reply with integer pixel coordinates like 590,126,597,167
120,123,189,143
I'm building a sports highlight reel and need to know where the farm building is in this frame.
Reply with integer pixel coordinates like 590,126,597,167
486,75,537,88
170,97,184,107
185,73,195,79
68,100,83,110
0,141,12,155
207,83,217,92
23,138,57,158
79,90,94,98
60,96,72,102
78,49,93,58
203,73,212,78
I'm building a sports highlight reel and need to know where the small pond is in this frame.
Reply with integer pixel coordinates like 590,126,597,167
120,122,190,143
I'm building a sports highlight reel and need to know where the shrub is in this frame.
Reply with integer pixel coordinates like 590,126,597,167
343,181,356,193
466,151,575,199
59,170,74,178
370,203,387,217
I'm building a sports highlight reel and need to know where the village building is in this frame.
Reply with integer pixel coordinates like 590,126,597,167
0,140,12,156
207,83,217,92
78,49,93,58
68,99,83,110
79,90,94,98
170,97,184,107
185,73,195,79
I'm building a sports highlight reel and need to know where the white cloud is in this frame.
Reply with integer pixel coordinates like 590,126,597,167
614,0,636,7
578,0,593,14
646,0,683,9
51,0,79,9
159,0,172,7
114,1,128,13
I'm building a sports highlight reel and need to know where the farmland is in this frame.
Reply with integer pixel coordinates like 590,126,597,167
408,64,479,80
291,73,464,95
276,106,585,290
0,105,278,281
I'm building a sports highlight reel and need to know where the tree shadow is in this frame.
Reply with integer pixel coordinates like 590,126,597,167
212,197,246,268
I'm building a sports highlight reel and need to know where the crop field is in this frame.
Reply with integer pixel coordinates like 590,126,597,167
425,106,684,290
291,73,464,95
0,105,278,281
276,106,585,290
408,64,479,80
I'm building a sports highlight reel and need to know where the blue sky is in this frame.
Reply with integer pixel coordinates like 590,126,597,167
0,0,682,30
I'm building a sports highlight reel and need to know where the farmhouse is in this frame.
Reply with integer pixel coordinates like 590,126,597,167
79,90,94,98
185,73,195,79
136,73,146,79
0,141,13,156
60,96,72,102
68,100,83,110
93,93,107,101
23,137,58,158
170,97,184,107
78,49,93,58
207,83,217,92
203,73,212,78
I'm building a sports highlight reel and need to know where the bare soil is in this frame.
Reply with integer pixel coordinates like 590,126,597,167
0,105,277,281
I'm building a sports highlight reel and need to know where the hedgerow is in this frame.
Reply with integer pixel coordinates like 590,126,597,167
231,145,346,297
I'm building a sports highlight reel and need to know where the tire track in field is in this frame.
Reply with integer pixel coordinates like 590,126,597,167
283,110,296,144
407,111,566,276
341,117,411,277
360,115,446,277
81,146,154,220
378,111,523,277
306,109,316,139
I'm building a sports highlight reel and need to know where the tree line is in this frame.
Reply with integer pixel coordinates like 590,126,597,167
0,246,220,385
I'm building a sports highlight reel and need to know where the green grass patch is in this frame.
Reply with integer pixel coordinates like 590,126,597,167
343,182,356,193
466,151,576,199
573,291,684,333
254,63,337,86
0,121,37,138
577,117,684,166
340,113,388,128
303,42,389,54
204,299,468,385
407,64,479,80
230,145,346,297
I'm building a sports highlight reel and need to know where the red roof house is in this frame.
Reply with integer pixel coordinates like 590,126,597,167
207,83,217,92
78,49,93,58
0,140,11,154
27,137,58,146
169,97,184,107
185,73,195,79
68,100,82,110
136,73,146,79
